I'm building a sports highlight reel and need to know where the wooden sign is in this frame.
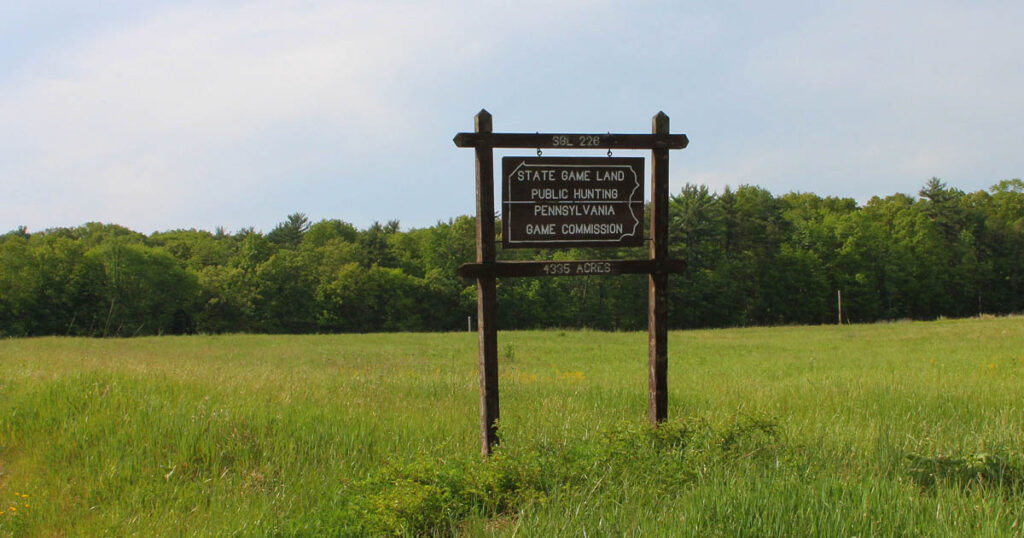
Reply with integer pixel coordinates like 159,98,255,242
502,157,644,249
454,110,688,456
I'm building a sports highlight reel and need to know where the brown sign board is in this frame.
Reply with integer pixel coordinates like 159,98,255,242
501,157,645,249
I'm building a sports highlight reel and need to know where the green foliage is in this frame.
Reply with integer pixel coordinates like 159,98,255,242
303,218,358,248
147,229,235,270
266,212,310,248
87,241,199,336
334,415,787,535
0,237,37,336
2,178,1024,336
316,263,422,332
253,249,317,333
194,265,255,333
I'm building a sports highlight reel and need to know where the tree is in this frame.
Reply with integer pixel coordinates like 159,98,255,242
3,178,1022,337
27,235,105,335
194,265,256,333
234,231,275,273
358,220,401,267
303,219,358,248
0,236,38,336
316,263,421,332
267,213,311,248
252,249,317,333
85,241,198,336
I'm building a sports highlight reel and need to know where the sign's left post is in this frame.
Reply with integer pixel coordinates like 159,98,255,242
473,110,500,456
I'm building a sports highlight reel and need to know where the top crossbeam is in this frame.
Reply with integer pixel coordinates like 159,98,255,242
452,132,688,150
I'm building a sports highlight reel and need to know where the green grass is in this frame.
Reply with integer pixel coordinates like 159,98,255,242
1,317,1023,535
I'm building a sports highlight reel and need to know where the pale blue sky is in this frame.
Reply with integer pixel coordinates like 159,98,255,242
3,1,1022,234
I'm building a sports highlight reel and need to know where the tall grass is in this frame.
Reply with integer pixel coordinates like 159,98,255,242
1,317,1022,535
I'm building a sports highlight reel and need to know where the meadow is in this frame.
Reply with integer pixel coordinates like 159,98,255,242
0,317,1022,535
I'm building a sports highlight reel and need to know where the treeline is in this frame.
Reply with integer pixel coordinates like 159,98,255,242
1,178,1022,336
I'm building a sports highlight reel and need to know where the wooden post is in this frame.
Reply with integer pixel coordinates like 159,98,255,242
837,290,842,325
648,112,670,425
474,110,500,455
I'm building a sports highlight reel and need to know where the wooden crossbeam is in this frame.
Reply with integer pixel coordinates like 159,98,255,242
453,132,688,150
457,259,686,279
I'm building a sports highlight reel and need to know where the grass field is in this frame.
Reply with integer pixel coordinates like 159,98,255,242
1,317,1023,535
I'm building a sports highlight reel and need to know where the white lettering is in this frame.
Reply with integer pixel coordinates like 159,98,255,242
575,262,612,274
532,204,616,217
559,223,625,235
517,169,556,181
526,223,555,235
594,170,625,182
530,188,569,200
572,188,619,200
560,169,592,181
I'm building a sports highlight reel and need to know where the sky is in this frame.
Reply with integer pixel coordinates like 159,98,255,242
3,0,1023,235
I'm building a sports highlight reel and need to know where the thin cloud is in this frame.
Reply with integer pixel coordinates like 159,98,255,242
2,1,1022,233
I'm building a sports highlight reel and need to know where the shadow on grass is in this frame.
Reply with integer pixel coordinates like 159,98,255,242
905,452,1023,493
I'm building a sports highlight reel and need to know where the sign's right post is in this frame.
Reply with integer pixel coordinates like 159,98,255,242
648,112,670,424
